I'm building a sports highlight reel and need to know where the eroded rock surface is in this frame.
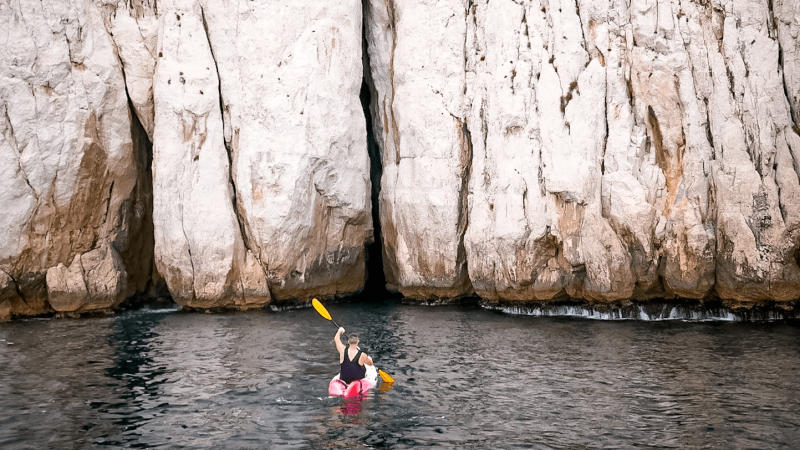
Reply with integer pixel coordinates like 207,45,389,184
149,0,371,306
199,0,371,301
2,0,799,318
0,0,152,318
151,0,270,309
364,0,474,300
96,0,159,140
364,0,800,304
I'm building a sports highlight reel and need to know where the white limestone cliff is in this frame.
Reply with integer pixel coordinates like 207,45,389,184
198,0,372,301
363,0,475,300
364,0,800,304
151,0,270,309
1,0,799,320
96,0,159,140
0,0,151,320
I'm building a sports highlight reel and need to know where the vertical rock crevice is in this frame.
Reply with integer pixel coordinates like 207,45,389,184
386,0,401,167
199,6,257,272
200,12,272,304
359,77,389,298
116,95,161,306
455,117,475,297
359,15,389,300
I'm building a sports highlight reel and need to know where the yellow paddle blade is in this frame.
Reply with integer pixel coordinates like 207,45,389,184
311,298,332,321
378,369,394,383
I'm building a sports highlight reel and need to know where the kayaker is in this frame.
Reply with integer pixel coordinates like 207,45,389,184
334,327,374,383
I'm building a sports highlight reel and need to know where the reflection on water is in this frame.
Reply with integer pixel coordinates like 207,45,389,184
1,302,799,448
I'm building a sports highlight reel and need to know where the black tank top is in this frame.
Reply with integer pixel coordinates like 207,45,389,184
340,348,366,383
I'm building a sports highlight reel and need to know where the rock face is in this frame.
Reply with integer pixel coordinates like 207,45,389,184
0,0,372,318
0,0,152,320
148,0,371,307
1,0,799,319
151,0,270,309
96,0,159,141
364,0,475,300
364,0,800,304
198,0,371,301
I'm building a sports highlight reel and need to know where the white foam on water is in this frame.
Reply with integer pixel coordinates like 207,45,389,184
491,305,634,321
270,303,311,312
138,307,181,314
482,303,781,322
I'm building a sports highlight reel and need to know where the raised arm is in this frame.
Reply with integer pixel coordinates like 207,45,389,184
334,327,346,355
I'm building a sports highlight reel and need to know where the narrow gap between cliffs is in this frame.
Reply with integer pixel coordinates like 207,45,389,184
117,96,174,311
354,76,392,302
353,22,392,302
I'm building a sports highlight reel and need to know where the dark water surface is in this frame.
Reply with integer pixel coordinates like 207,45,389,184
1,302,799,449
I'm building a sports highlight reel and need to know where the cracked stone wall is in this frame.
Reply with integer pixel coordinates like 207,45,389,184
2,0,799,319
197,0,371,302
105,0,372,308
363,0,475,300
364,0,800,305
1,0,372,318
0,0,152,320
150,0,271,309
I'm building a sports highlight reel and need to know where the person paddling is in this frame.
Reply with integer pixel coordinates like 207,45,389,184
334,327,374,383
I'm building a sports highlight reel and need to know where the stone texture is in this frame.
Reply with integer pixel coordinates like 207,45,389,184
364,0,474,300
2,0,800,317
706,0,800,301
151,0,270,309
2,0,372,316
149,0,371,306
364,0,800,305
96,0,159,140
0,0,152,318
197,0,372,301
776,0,800,127
45,246,129,313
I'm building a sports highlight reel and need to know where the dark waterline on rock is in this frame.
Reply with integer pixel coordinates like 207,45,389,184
1,301,799,448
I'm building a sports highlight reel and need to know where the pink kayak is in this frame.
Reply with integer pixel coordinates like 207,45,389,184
328,364,378,397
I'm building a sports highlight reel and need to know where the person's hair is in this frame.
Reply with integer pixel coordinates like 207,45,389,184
347,333,359,345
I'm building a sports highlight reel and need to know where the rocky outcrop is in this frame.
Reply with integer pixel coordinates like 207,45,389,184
148,0,371,306
1,0,372,318
364,0,474,300
96,0,158,140
776,0,800,127
363,0,800,305
1,0,799,320
151,0,270,309
0,0,152,320
198,0,371,301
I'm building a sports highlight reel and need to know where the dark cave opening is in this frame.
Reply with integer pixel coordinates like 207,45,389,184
356,78,392,301
117,99,174,311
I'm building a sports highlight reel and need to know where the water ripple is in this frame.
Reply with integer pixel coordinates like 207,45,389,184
0,303,798,448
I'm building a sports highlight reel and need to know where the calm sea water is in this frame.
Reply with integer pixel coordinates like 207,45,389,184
1,301,799,449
